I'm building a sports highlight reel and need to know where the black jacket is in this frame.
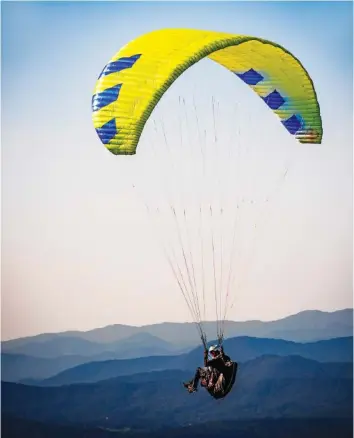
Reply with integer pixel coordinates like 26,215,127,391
204,348,231,374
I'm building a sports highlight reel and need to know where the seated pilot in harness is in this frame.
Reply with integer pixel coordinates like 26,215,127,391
183,344,232,395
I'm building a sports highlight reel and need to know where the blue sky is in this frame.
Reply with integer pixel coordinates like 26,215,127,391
2,1,353,340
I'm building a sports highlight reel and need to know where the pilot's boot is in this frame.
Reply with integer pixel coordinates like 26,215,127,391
183,381,191,388
183,380,197,393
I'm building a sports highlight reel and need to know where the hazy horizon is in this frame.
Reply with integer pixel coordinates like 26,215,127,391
2,306,353,342
2,1,353,341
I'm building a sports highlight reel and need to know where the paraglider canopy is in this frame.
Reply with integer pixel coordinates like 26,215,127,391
92,28,322,156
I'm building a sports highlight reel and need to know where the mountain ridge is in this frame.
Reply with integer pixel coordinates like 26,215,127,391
2,308,352,353
37,336,353,386
2,355,352,428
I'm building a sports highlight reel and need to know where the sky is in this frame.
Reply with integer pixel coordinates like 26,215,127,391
1,1,353,341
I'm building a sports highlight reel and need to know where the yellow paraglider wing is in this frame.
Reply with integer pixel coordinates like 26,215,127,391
92,28,322,154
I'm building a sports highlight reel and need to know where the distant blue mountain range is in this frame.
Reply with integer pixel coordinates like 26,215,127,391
1,308,352,436
1,308,352,384
2,355,352,429
2,309,352,356
2,335,352,385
